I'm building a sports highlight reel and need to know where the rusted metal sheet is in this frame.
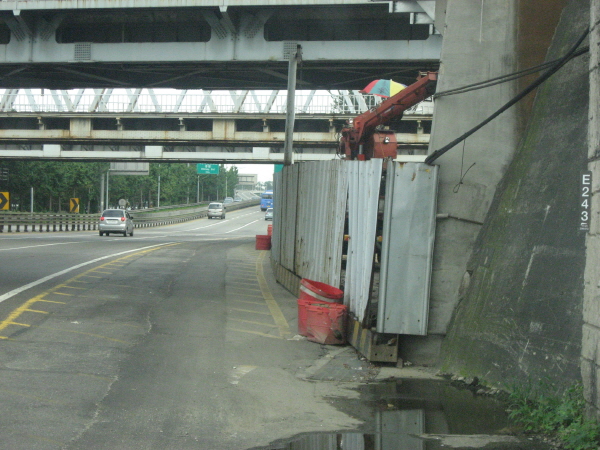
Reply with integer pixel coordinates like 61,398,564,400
344,159,383,322
272,160,347,289
377,162,438,335
294,160,347,287
272,165,298,271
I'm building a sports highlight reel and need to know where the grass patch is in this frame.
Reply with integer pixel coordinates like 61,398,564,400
507,380,600,449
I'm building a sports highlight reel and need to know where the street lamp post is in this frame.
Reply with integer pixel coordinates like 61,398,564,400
106,170,110,209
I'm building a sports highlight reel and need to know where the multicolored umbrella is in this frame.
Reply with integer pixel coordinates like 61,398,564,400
359,79,407,98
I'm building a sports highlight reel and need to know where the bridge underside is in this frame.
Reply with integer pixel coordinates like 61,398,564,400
0,1,441,90
0,60,439,91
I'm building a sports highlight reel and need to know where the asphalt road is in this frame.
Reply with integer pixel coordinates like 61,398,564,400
0,206,359,450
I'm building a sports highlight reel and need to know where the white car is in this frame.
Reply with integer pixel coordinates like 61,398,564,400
265,208,273,221
99,209,134,236
208,202,226,219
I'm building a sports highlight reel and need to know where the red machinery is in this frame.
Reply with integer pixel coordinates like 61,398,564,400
339,72,437,160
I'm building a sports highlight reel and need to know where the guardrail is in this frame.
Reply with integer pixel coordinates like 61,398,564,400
0,88,435,116
0,199,260,233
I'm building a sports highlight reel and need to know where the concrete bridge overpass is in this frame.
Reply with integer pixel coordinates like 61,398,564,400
0,0,440,162
0,88,433,162
0,0,441,91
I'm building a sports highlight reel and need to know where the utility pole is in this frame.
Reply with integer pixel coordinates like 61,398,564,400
100,173,105,212
157,174,161,208
583,0,600,418
284,45,302,166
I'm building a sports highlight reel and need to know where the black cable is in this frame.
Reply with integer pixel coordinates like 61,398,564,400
434,46,588,98
425,27,590,166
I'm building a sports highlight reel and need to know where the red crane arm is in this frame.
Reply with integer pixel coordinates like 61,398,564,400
340,71,437,160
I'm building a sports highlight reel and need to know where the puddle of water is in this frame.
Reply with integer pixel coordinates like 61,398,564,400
250,379,553,450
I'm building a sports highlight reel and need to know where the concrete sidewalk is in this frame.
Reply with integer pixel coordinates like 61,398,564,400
259,248,442,384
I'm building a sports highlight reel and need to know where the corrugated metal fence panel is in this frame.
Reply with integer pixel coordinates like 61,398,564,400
377,162,438,335
294,160,347,287
282,164,300,271
272,170,283,265
344,159,383,322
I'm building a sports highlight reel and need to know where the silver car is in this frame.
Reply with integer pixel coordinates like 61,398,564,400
99,209,134,236
265,208,273,221
208,202,226,219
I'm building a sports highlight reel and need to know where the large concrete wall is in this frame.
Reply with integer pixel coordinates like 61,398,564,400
439,0,589,388
583,0,600,419
400,0,575,370
400,0,522,363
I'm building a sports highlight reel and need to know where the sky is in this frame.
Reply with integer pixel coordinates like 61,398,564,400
229,164,274,183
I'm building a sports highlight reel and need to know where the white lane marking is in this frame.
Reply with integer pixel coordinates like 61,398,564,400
0,242,79,251
229,365,257,385
0,242,176,304
225,220,261,233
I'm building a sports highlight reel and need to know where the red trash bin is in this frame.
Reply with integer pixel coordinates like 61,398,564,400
297,279,344,336
305,302,348,345
255,234,271,250
299,278,343,303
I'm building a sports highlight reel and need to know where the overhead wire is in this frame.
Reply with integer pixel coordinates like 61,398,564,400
434,46,588,98
425,27,590,166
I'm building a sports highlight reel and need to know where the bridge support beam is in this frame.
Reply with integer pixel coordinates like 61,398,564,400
284,45,302,166
43,144,60,157
145,146,163,158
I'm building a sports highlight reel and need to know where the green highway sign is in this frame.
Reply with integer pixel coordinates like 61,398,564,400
197,164,220,175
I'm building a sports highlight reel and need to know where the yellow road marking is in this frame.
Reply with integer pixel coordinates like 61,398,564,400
228,293,265,299
0,388,66,405
230,308,271,315
229,317,277,327
24,309,48,314
232,299,268,306
255,252,292,338
228,284,263,291
77,372,114,382
0,243,180,341
227,327,282,339
38,326,131,344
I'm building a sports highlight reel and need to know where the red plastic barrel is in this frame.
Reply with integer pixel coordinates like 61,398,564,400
267,224,273,236
297,298,312,336
255,234,271,250
305,302,348,345
299,278,343,303
297,279,343,336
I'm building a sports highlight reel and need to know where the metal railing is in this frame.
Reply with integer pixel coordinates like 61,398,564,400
0,199,260,233
0,88,434,116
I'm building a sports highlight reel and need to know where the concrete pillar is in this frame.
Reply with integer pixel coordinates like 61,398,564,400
144,146,163,158
43,144,61,157
213,119,235,140
413,0,520,363
583,0,600,419
70,118,92,137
